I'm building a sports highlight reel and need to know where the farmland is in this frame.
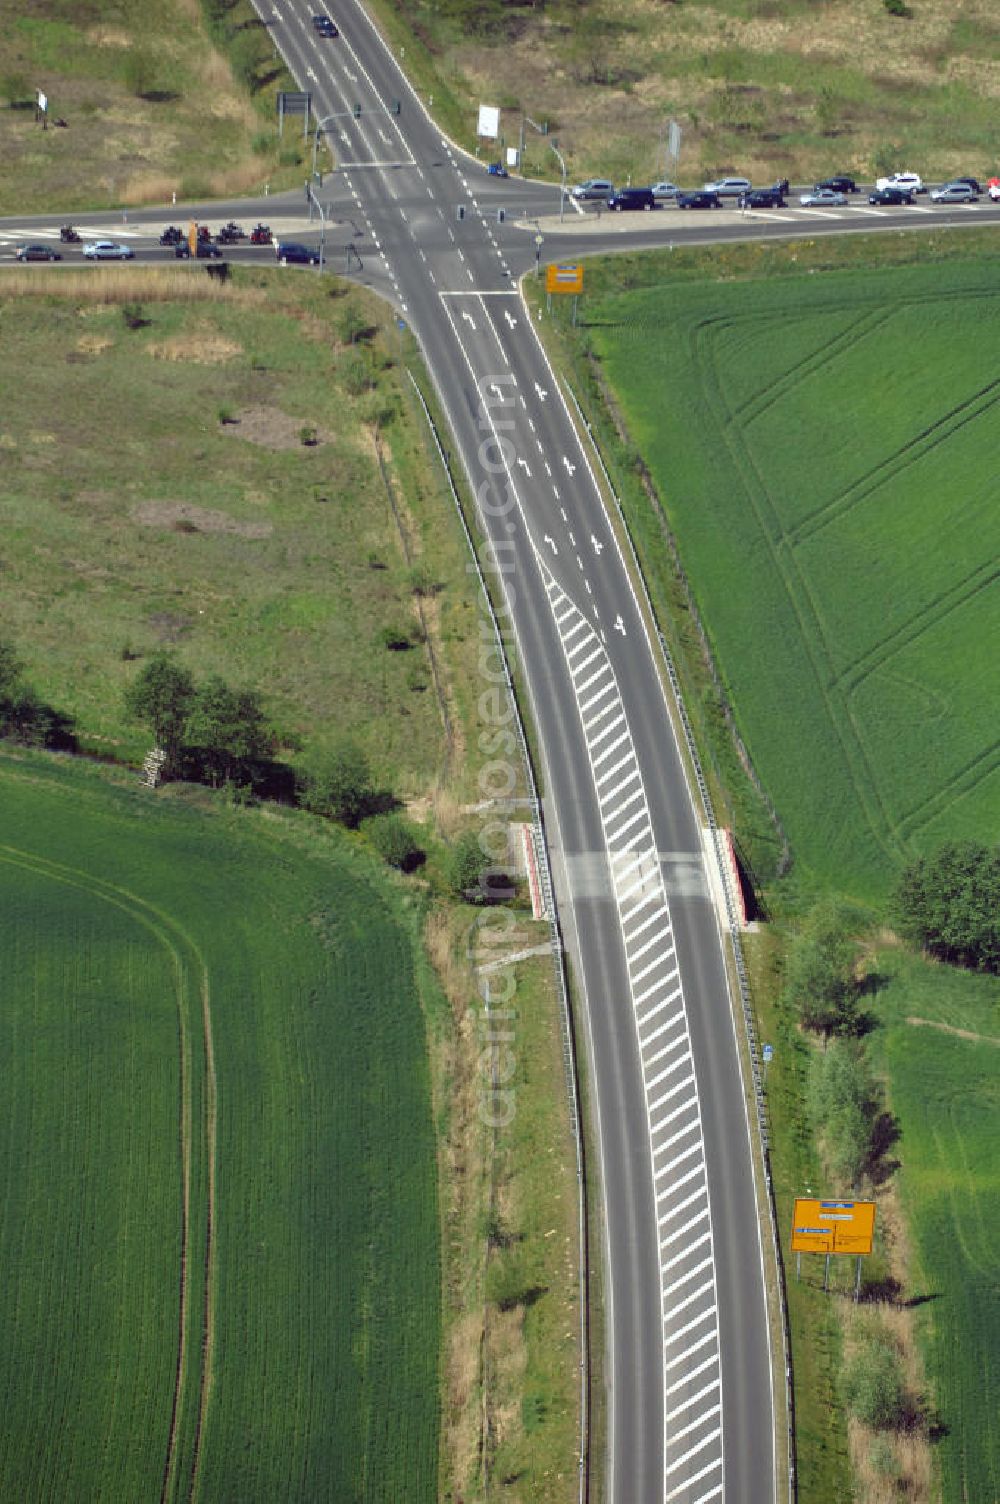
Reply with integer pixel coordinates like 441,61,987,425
581,252,1000,899
866,952,1000,1503
0,750,440,1502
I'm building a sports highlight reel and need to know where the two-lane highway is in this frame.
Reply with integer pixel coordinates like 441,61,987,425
251,3,775,1500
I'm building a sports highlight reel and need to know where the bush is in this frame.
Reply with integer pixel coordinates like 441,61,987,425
299,740,374,828
122,49,156,98
883,0,912,16
841,1337,908,1430
447,830,513,904
808,1040,875,1186
782,898,860,1035
363,813,424,872
378,623,413,651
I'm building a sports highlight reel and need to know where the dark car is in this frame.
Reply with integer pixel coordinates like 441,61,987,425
738,187,786,209
677,190,721,209
311,13,337,33
175,240,222,258
16,243,62,261
606,187,656,212
868,186,913,206
275,241,320,265
816,175,859,194
159,225,184,245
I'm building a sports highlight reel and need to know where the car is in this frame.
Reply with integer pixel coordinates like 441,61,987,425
175,240,223,258
650,180,680,199
930,182,979,203
15,243,62,262
738,187,786,209
606,187,656,212
275,241,320,265
951,176,982,194
676,190,721,209
815,175,859,194
799,188,848,206
868,186,913,205
989,177,1000,201
311,13,337,34
83,240,134,260
486,162,508,177
159,225,184,245
703,176,752,197
569,178,614,200
875,171,924,195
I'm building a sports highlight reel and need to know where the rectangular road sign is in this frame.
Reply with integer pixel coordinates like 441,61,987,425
791,1198,876,1255
546,262,584,295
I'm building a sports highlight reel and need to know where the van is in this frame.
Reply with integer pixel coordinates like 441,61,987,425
607,187,656,212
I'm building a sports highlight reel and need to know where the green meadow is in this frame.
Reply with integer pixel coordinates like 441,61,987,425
585,256,1000,899
0,751,439,1502
867,954,1000,1503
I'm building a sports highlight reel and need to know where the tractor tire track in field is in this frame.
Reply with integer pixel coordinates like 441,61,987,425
0,841,217,1504
690,317,904,862
728,306,892,430
787,378,1000,548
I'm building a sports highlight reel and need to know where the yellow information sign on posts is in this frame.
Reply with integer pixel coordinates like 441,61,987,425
546,262,584,295
188,220,198,256
791,1198,876,1255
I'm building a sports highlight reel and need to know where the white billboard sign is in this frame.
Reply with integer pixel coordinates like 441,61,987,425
478,104,500,140
37,90,48,113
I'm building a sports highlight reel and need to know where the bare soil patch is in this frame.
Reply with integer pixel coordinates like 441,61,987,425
905,1014,1000,1047
225,403,331,451
133,500,272,539
146,332,243,365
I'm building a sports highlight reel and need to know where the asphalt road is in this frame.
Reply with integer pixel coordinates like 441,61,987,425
9,7,992,1501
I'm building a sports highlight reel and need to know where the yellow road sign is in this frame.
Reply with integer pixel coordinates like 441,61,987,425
546,262,583,295
791,1198,876,1255
188,220,198,256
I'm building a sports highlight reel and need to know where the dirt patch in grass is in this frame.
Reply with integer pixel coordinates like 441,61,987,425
77,334,115,355
147,332,243,364
225,403,330,450
905,1014,1000,1047
132,500,273,540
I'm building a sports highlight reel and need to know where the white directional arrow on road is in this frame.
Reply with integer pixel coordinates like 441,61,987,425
614,614,626,636
517,457,531,477
534,382,548,401
563,456,576,477
489,382,503,398
463,311,476,330
568,531,577,547
543,535,558,555
306,68,317,81
378,129,390,145
591,534,604,555
504,310,517,329
345,68,358,83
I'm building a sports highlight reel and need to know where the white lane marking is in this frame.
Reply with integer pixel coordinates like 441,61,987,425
666,1452,723,1500
664,1256,716,1298
665,1326,717,1371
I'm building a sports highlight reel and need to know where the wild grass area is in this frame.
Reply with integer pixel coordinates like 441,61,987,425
865,952,1000,1504
576,248,1000,902
370,0,1000,188
0,0,303,213
0,268,483,802
0,749,440,1502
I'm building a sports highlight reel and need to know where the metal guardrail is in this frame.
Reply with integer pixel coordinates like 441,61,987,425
407,371,591,1503
563,378,796,1504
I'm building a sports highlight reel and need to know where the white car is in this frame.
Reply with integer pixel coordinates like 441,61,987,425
990,178,1000,201
650,180,680,199
83,240,135,260
875,171,924,195
703,176,752,197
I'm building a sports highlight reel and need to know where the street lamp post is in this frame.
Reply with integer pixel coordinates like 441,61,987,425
550,141,567,222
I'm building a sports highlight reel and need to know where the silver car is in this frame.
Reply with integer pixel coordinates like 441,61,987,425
799,188,848,207
930,182,978,203
569,178,614,201
83,240,135,260
703,176,751,197
650,180,680,199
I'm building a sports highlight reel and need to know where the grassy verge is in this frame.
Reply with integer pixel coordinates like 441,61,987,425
365,0,1000,189
0,0,307,213
0,747,440,1501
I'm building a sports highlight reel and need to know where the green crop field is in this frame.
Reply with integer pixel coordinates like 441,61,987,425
0,750,439,1502
867,953,1000,1503
584,255,1000,899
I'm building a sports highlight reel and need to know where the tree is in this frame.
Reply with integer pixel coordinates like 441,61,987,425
186,677,274,788
124,653,195,775
895,841,1000,974
363,813,424,872
782,898,860,1035
299,740,373,827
